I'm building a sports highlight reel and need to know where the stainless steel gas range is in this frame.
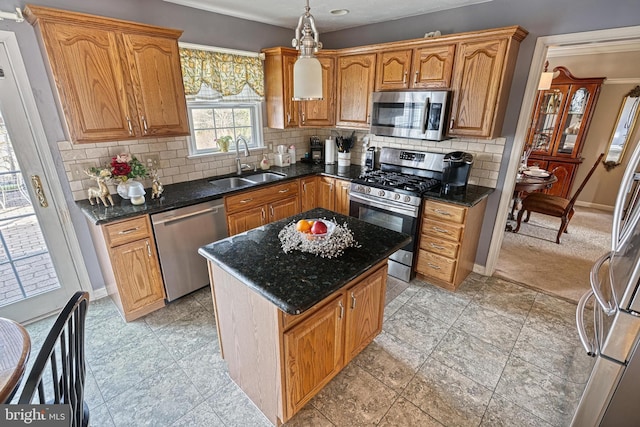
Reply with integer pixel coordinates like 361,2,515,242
349,147,445,282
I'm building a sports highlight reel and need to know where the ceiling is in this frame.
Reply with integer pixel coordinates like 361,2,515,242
163,0,492,32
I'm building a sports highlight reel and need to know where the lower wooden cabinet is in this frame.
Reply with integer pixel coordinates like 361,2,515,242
315,176,351,215
88,215,166,321
224,180,300,235
416,198,487,290
208,260,387,424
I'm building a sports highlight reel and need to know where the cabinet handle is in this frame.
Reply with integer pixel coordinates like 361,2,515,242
261,207,266,221
449,118,455,130
414,71,419,85
430,243,445,250
338,301,344,319
287,113,291,124
142,116,149,134
240,198,253,204
367,114,370,124
302,112,305,124
432,226,449,234
270,206,274,217
146,241,152,258
278,188,290,193
351,292,356,309
427,263,441,270
118,227,140,235
126,116,133,135
303,183,307,193
434,209,452,216
403,71,407,85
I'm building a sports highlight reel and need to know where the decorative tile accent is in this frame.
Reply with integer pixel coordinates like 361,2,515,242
403,358,493,426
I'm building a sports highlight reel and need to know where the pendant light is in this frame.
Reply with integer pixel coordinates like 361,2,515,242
538,60,554,90
292,0,323,100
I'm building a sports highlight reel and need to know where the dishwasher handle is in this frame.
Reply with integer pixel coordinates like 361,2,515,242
152,205,224,225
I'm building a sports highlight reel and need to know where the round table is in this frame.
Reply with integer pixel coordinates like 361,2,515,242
506,173,558,230
0,318,31,403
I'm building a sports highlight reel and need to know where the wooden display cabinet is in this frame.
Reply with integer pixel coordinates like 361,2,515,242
25,5,189,143
525,66,605,197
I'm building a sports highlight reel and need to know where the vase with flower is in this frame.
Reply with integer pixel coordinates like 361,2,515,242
91,153,148,205
216,136,232,152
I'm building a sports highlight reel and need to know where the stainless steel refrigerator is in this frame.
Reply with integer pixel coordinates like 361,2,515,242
572,143,640,426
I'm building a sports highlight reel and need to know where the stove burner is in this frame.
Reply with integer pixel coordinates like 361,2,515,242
356,170,441,196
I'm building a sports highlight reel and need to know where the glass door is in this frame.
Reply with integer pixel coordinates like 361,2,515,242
555,86,592,157
528,85,569,155
0,31,88,323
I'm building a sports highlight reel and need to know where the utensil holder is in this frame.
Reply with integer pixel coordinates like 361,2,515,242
337,152,351,167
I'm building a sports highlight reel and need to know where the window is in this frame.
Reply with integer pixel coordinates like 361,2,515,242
179,43,265,156
187,101,263,155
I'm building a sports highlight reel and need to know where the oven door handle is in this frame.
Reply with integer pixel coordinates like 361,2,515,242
350,191,419,218
420,96,430,135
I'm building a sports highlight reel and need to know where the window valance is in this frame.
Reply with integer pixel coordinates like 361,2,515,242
180,47,264,98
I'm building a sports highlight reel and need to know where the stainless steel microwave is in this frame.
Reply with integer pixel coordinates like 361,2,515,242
370,91,450,141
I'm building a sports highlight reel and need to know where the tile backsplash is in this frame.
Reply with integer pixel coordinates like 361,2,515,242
61,127,504,201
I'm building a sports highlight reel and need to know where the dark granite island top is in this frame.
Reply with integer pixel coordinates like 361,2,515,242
198,207,410,315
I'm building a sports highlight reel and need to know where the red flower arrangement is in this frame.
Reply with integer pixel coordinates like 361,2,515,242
91,153,148,183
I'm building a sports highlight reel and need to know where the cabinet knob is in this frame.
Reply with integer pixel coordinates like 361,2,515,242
414,71,418,85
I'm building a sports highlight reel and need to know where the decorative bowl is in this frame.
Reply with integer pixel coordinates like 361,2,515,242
299,219,336,241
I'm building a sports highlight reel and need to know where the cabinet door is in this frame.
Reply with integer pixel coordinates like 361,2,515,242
317,177,335,211
300,55,335,127
122,33,190,137
527,86,571,156
283,296,344,418
411,44,455,89
375,49,412,90
547,161,577,198
283,54,300,128
335,179,351,215
38,22,133,142
449,38,507,137
300,177,318,212
344,266,386,364
227,206,266,235
336,54,376,128
553,85,596,158
110,238,165,312
269,197,299,223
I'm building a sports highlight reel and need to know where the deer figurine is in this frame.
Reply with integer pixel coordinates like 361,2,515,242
85,169,114,207
151,169,164,199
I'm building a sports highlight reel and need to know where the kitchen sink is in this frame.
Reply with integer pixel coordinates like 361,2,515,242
245,172,286,183
209,177,255,189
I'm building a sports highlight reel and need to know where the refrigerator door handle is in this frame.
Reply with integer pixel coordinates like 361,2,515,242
577,290,598,356
590,252,616,316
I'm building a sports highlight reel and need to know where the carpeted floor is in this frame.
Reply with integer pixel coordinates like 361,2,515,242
495,206,612,303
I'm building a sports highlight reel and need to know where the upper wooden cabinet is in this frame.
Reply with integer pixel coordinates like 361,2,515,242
375,44,455,91
262,47,335,129
24,5,190,143
336,53,376,129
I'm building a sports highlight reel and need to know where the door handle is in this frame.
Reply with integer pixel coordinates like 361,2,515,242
576,290,597,356
30,175,48,208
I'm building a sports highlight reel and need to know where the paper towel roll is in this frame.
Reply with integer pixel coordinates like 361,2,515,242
325,139,336,164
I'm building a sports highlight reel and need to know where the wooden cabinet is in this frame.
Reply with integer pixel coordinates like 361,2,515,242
416,198,487,290
449,27,527,138
336,53,376,129
375,44,455,91
88,215,166,321
207,259,387,424
263,47,335,129
525,67,605,197
299,176,319,212
25,5,189,143
312,176,351,215
224,180,300,235
335,179,351,215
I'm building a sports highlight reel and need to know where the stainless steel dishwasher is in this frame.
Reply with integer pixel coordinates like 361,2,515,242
151,199,227,301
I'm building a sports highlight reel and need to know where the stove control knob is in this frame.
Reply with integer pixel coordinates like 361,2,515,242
356,185,364,192
366,187,371,194
394,193,401,200
378,190,385,197
404,196,411,203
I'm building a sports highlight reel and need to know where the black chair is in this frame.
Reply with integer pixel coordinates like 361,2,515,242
18,292,90,427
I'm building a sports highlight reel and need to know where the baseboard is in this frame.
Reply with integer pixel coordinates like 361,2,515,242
90,287,109,300
575,201,614,212
473,263,488,276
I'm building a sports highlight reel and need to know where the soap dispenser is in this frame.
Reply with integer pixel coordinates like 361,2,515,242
260,154,270,170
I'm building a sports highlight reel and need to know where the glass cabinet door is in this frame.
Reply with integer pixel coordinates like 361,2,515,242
528,86,569,155
555,86,592,157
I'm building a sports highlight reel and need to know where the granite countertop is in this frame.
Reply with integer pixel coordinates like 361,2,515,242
77,160,494,225
198,207,411,315
77,163,363,225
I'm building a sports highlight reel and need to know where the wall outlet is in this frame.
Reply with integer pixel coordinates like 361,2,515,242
144,154,160,169
70,162,96,180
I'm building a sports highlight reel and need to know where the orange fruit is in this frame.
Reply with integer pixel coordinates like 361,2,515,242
308,220,315,227
296,219,312,233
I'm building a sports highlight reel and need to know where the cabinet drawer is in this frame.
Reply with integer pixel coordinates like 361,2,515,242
103,216,150,247
421,218,463,242
225,181,299,214
423,200,466,224
420,236,459,259
416,250,456,283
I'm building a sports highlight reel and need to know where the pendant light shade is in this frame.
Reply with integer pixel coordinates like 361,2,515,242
538,60,554,90
292,0,323,100
293,56,323,100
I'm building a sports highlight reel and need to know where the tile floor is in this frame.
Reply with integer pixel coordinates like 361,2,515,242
23,273,594,426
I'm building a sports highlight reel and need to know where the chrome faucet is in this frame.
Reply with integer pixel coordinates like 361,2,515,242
235,136,252,175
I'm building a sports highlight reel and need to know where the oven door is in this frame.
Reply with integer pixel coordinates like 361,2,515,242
349,192,419,281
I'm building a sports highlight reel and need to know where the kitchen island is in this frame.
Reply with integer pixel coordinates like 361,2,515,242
198,208,410,425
